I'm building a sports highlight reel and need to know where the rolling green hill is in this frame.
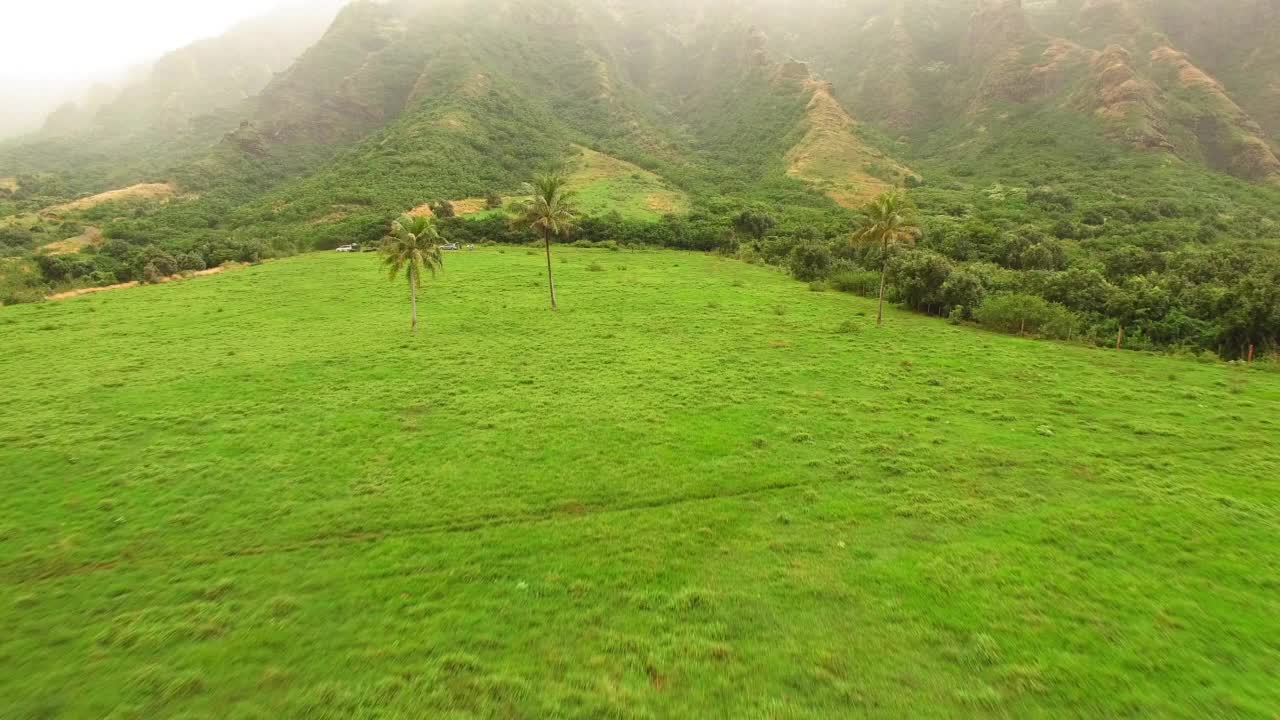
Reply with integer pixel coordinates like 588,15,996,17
2,249,1278,717
2,249,1280,712
4,3,1280,715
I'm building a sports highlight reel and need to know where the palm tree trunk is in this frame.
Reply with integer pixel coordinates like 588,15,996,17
410,270,418,333
876,268,886,328
876,238,889,328
544,231,558,311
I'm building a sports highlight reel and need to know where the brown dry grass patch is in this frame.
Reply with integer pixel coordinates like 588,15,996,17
42,227,103,256
46,183,177,215
409,197,491,218
645,194,679,213
46,266,232,301
785,81,917,208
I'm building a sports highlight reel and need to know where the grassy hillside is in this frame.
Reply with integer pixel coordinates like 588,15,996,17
406,146,688,222
2,249,1277,718
563,146,689,219
3,0,1280,353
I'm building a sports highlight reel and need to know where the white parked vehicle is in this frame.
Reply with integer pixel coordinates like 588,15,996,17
439,243,460,251
335,245,355,253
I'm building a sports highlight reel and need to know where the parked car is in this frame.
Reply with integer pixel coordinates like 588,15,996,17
440,243,460,251
335,245,355,253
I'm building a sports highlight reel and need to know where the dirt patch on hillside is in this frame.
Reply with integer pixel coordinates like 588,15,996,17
309,211,351,226
0,178,17,193
46,266,231,301
47,281,143,300
45,183,176,215
786,80,917,208
42,226,104,255
409,197,491,218
1085,45,1173,151
646,194,679,214
459,73,492,98
1151,46,1227,95
436,111,469,130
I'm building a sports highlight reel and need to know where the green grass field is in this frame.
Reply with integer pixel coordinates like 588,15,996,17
2,248,1278,719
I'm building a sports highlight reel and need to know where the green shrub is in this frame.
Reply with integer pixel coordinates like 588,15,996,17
975,293,1079,340
940,268,987,318
788,242,833,282
835,319,861,334
177,252,207,272
829,269,881,296
2,285,45,305
888,249,952,311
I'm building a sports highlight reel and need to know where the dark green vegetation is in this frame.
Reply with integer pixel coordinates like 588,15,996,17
4,0,1280,357
2,250,1278,717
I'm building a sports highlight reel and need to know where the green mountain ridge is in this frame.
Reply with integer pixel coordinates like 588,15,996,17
0,1,343,194
11,0,1280,204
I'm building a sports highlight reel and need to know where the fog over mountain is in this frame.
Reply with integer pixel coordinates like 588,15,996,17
0,0,343,139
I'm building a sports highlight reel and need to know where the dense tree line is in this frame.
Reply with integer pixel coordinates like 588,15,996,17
11,188,1278,360
772,197,1280,359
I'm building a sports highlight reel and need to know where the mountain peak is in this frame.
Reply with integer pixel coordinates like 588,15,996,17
746,26,771,67
969,0,1033,60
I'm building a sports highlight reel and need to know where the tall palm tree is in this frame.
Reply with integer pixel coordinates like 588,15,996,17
380,214,444,333
514,173,576,310
855,190,920,327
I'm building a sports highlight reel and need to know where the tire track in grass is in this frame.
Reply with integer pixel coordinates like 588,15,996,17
3,472,849,583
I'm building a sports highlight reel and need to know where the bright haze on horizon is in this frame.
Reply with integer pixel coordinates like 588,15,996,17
0,0,334,139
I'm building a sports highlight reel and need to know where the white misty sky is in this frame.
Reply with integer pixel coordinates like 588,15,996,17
0,0,321,137
1,0,306,84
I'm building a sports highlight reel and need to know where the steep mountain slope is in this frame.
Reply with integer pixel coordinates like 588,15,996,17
0,2,342,193
7,0,1280,235
166,0,902,248
784,69,917,207
81,1,345,138
1150,0,1280,148
1028,0,1280,184
749,0,1280,188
